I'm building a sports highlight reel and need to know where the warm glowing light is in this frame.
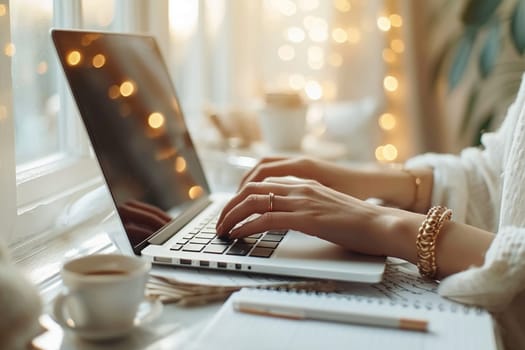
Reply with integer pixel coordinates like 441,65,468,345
92,54,106,68
303,16,316,30
323,81,337,100
391,39,405,53
66,50,82,66
278,45,295,61
307,46,324,70
287,27,305,43
307,18,328,42
175,156,187,173
383,76,399,92
0,4,6,16
36,61,48,75
307,46,323,61
382,144,398,161
169,0,199,40
188,185,204,199
378,113,397,130
375,146,385,161
289,74,305,90
382,48,396,63
347,28,361,44
81,34,101,47
120,81,136,97
4,43,15,57
334,0,351,12
328,53,343,67
148,112,165,129
332,28,348,43
305,80,323,100
377,16,391,32
108,85,120,99
266,0,296,16
298,0,319,12
389,14,403,27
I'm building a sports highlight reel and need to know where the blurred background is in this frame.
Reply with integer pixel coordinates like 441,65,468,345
5,0,525,190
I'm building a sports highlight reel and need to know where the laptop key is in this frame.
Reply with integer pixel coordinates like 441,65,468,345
211,237,233,245
203,245,229,254
240,238,257,244
170,244,184,251
189,238,212,245
249,247,274,258
261,233,284,242
182,244,205,252
196,232,216,239
226,242,253,256
256,241,279,249
268,230,288,235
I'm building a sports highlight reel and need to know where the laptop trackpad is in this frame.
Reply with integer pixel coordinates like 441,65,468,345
273,230,382,264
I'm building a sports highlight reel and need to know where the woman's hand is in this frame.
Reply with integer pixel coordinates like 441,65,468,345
239,157,362,197
216,177,398,257
240,156,434,213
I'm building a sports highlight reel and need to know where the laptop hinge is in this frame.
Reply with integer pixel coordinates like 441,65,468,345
147,196,212,246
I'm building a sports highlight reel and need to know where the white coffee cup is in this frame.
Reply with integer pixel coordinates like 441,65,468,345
53,254,160,340
258,92,307,151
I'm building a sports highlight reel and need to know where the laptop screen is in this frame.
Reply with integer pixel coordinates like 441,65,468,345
52,30,210,252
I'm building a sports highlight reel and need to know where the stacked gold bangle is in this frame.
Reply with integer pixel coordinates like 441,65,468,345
416,206,452,279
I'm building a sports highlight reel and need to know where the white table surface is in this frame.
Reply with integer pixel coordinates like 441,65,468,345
38,299,222,350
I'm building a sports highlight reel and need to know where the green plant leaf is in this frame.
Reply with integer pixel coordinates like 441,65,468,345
472,113,495,146
461,0,502,25
448,28,477,90
479,23,501,78
510,0,525,54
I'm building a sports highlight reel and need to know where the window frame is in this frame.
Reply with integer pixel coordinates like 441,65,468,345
7,0,172,255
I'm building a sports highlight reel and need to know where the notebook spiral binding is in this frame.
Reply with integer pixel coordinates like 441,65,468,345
257,283,485,315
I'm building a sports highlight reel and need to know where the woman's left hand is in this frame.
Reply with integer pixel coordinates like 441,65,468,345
216,177,396,257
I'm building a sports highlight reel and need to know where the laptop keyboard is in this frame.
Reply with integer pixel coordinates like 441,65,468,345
169,211,288,258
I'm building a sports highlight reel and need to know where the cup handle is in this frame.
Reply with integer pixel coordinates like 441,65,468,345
52,293,75,330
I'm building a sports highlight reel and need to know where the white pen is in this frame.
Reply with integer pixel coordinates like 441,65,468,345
233,300,429,332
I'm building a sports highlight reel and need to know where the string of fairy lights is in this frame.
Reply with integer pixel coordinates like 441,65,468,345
268,0,407,162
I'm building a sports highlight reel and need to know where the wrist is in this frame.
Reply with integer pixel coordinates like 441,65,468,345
378,207,423,263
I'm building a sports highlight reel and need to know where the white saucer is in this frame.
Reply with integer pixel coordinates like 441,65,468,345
53,298,163,341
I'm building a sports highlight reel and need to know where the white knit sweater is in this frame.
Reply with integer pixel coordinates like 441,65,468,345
406,74,525,350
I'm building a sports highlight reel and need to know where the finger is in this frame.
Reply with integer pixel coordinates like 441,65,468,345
228,211,306,239
127,200,172,223
217,181,292,226
239,157,287,187
217,193,294,235
263,176,311,185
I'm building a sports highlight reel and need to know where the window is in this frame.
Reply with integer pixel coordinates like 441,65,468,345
3,0,172,250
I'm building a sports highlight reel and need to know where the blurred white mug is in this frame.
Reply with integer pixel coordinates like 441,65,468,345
258,92,307,151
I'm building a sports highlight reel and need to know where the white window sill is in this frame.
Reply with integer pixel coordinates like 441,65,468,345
12,187,130,304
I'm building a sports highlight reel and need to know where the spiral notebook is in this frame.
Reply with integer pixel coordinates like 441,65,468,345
189,262,497,350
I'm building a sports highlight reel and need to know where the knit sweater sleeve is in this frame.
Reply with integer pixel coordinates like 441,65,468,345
404,74,525,317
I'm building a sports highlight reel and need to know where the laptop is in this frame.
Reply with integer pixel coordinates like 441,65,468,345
51,29,385,283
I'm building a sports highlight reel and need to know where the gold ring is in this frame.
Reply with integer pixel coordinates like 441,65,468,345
269,192,274,212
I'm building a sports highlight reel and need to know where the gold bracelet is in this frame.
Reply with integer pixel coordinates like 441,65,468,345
402,168,421,211
416,205,452,279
